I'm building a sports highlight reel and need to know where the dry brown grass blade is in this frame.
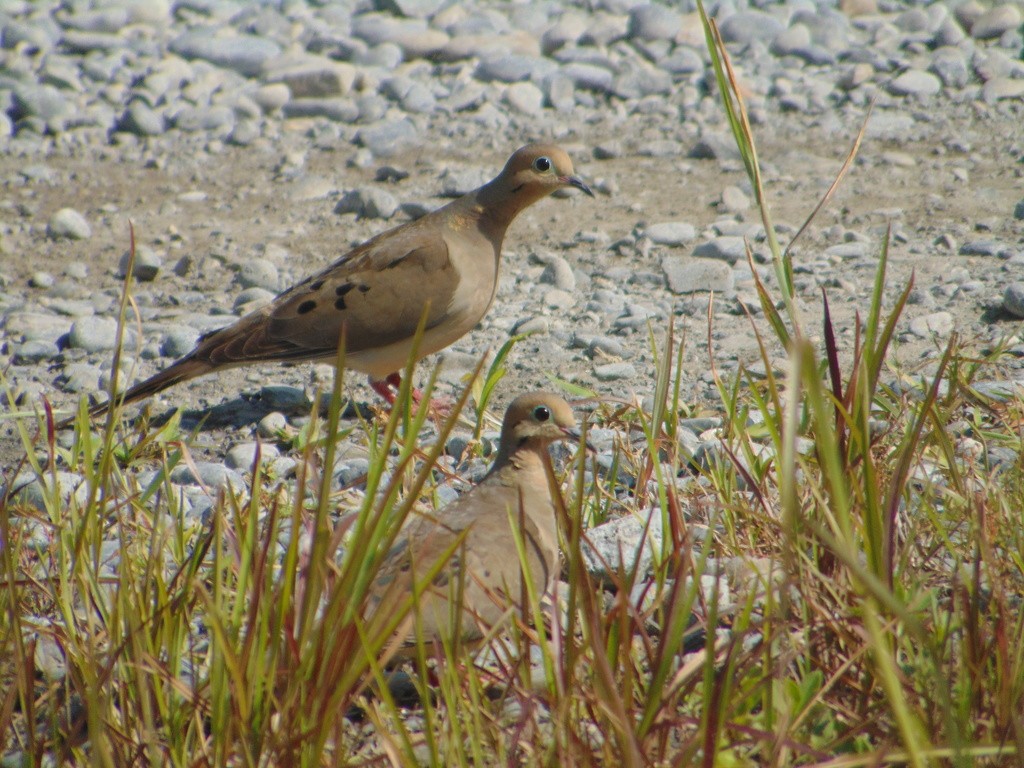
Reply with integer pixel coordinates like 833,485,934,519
783,99,875,260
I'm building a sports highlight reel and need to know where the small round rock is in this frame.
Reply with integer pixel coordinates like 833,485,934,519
225,442,281,471
645,222,696,246
30,272,56,288
257,411,289,439
236,259,279,291
1003,283,1024,319
594,362,637,381
47,208,92,240
118,245,162,281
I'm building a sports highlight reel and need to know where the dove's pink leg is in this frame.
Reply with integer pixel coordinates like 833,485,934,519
370,373,425,405
370,374,455,418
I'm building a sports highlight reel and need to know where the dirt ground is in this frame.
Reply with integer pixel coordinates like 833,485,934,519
2,100,1023,472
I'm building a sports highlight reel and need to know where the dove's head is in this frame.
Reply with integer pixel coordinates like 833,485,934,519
488,144,594,215
498,391,581,459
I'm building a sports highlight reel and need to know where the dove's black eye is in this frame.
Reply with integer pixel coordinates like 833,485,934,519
533,405,551,422
533,156,552,172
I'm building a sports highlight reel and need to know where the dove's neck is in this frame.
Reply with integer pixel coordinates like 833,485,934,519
487,444,560,535
489,442,550,481
472,178,548,233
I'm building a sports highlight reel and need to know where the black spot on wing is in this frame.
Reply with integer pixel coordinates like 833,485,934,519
335,297,346,310
297,300,317,315
336,283,355,296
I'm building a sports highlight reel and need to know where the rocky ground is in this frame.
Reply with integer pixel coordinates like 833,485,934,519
1,0,1023,478
3,2,1024,760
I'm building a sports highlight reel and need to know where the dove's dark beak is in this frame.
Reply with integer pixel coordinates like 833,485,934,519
562,175,595,198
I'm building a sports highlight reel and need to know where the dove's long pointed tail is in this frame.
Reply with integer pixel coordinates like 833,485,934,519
60,357,215,427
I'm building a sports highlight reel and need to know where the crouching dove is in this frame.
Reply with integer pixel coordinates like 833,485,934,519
75,145,592,421
365,391,582,655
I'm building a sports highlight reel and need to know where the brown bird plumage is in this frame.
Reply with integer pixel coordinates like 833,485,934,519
366,391,580,652
77,145,592,421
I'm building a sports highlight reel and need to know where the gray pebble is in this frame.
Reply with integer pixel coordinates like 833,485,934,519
689,133,741,162
30,272,55,288
170,461,245,493
161,326,200,358
970,5,1021,40
588,335,627,358
254,83,291,113
593,142,622,160
982,79,1024,104
971,380,1024,403
5,470,88,513
771,24,811,57
504,81,544,114
908,311,954,339
356,118,419,157
336,458,371,487
12,340,58,364
60,7,130,34
934,16,967,46
439,167,490,197
661,46,703,76
544,73,576,112
169,31,281,77
562,62,614,93
445,432,473,459
539,255,576,291
228,120,260,146
268,60,356,99
11,84,72,126
513,316,550,335
59,362,102,393
543,288,574,310
825,242,869,259
118,245,162,282
888,70,941,97
118,102,165,136
5,311,70,346
258,385,310,413
2,18,62,51
1003,283,1024,319
476,54,551,83
959,240,1004,257
173,105,235,134
335,187,399,219
718,10,785,45
225,442,281,471
930,47,970,88
68,316,123,353
594,362,636,381
720,186,750,213
235,259,279,291
663,258,735,295
257,411,289,438
65,263,89,280
233,287,276,312
282,98,359,123
645,222,696,246
627,4,682,42
581,511,663,581
47,208,92,240
692,236,747,264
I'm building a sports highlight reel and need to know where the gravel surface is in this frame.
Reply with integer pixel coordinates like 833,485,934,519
2,0,1024,530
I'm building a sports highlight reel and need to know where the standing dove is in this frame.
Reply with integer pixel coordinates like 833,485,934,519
366,391,581,653
77,145,592,420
